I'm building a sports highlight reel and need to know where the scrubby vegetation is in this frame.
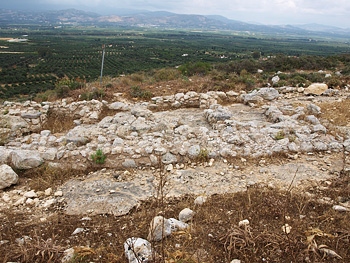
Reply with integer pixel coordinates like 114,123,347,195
0,26,349,100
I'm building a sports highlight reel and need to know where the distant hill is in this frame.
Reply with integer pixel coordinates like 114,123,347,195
1,8,349,39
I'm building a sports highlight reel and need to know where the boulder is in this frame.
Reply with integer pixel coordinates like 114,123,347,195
0,164,18,189
21,111,42,119
130,117,151,132
240,91,263,104
304,83,328,95
65,136,89,146
10,150,44,169
257,87,280,101
1,115,29,134
148,215,172,241
60,174,154,216
109,101,130,111
205,105,232,124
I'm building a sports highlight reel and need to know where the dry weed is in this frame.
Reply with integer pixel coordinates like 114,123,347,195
319,98,350,127
42,109,75,133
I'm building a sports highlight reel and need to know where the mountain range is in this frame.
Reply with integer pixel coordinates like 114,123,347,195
0,8,349,39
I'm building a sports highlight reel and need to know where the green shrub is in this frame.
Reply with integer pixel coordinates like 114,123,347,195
178,62,211,76
55,85,70,98
326,76,342,88
54,77,86,98
80,88,104,101
275,130,285,140
130,86,153,99
197,148,209,162
91,149,106,164
153,68,181,81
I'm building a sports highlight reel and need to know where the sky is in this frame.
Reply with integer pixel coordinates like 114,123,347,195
2,0,350,28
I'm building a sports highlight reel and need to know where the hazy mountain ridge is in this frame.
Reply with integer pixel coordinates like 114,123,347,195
1,8,349,38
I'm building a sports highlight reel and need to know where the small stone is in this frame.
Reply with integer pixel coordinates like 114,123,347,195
194,195,207,205
238,219,250,227
25,198,35,205
42,198,55,208
166,163,173,172
54,190,63,197
24,190,37,198
179,208,195,222
61,247,75,263
122,159,137,168
44,188,52,196
72,228,85,235
282,224,292,234
333,205,349,212
14,197,26,206
2,193,11,203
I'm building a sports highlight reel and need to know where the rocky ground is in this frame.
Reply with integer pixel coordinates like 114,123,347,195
0,81,349,262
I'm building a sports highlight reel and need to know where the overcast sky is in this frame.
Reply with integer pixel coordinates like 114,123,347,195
2,0,349,28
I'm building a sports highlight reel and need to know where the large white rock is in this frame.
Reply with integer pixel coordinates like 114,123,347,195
147,215,172,241
124,237,153,263
0,164,18,189
109,101,130,111
257,87,280,101
10,150,44,169
304,83,328,95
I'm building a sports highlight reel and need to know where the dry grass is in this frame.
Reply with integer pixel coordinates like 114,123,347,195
17,164,82,191
41,109,76,134
319,98,350,127
1,170,349,263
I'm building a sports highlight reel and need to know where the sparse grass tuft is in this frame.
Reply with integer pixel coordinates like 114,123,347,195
196,148,209,163
275,130,285,140
91,149,107,165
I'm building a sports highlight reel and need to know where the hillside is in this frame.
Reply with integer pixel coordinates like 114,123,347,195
0,67,349,262
1,8,350,39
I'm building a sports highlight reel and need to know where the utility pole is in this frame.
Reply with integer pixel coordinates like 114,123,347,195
100,44,105,87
